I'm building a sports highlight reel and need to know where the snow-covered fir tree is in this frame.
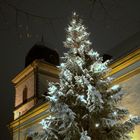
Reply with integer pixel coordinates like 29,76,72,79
38,13,140,140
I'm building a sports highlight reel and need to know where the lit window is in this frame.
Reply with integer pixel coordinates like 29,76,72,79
26,136,32,140
23,86,28,103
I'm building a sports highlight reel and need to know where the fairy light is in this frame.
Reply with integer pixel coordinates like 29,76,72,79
113,111,117,116
95,123,99,128
73,12,76,16
68,26,72,31
72,19,76,24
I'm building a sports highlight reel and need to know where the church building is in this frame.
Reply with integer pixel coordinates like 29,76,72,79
9,41,140,139
9,41,60,140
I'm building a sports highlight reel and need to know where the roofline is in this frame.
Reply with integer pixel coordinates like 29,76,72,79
12,59,60,85
110,48,140,75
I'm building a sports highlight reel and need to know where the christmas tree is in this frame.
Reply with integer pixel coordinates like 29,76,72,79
38,13,140,140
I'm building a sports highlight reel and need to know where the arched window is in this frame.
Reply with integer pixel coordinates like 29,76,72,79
26,136,33,140
23,86,28,103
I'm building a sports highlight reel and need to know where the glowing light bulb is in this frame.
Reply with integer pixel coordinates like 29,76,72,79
68,26,72,31
73,12,76,16
95,123,99,128
81,26,85,30
113,111,117,115
86,40,91,45
78,36,82,40
72,20,76,24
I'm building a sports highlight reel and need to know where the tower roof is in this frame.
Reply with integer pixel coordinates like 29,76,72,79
25,41,59,67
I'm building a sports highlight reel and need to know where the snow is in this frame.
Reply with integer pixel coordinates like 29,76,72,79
88,50,99,58
90,62,107,73
40,119,46,126
63,69,73,81
48,85,58,94
111,85,120,91
75,76,83,84
77,95,87,104
75,56,84,69
80,131,91,140
47,95,57,102
37,12,140,140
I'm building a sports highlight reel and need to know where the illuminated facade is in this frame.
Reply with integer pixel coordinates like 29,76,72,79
9,42,60,140
13,60,59,120
9,48,140,140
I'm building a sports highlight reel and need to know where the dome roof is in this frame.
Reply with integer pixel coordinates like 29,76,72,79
25,42,59,67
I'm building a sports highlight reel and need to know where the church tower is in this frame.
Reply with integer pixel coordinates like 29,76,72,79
10,41,59,140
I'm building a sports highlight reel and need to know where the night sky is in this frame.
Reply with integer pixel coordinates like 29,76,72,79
0,0,140,139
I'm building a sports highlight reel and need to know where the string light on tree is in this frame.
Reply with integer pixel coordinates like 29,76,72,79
72,19,76,24
95,123,100,128
68,26,72,31
113,111,117,116
36,12,140,140
73,12,76,16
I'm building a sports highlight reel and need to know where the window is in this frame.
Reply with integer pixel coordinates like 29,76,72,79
26,136,32,140
23,86,28,103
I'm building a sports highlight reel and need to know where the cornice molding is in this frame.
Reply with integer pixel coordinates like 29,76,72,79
12,60,59,85
11,112,50,133
12,65,34,85
110,48,140,75
113,67,140,84
10,102,50,129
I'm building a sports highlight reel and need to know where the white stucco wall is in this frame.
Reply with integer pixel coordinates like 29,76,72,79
121,73,140,140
